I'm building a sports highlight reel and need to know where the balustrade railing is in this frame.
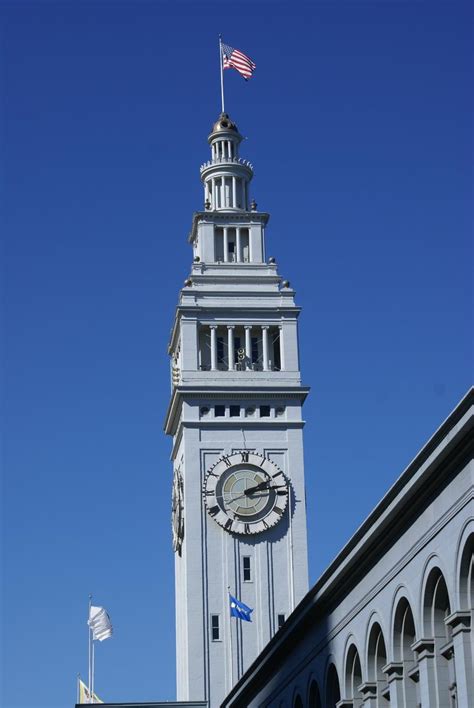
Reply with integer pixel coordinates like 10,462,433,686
200,156,253,172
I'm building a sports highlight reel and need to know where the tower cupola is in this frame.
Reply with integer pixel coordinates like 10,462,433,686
200,112,253,211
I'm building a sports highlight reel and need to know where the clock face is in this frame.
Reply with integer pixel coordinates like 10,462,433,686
172,467,184,555
203,452,288,535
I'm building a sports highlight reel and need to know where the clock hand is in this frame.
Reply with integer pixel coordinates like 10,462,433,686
244,482,286,496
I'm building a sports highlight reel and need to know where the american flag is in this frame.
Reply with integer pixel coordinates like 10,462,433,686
221,42,256,81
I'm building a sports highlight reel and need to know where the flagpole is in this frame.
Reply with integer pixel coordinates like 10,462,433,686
288,485,295,612
219,35,225,113
88,595,92,704
227,588,234,687
92,638,95,703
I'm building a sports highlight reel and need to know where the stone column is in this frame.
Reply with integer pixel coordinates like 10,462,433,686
210,326,218,371
236,227,241,262
227,326,234,371
223,227,229,262
212,178,216,209
412,638,437,707
244,326,252,370
232,177,237,208
445,611,473,708
221,176,225,209
262,326,269,371
383,662,404,708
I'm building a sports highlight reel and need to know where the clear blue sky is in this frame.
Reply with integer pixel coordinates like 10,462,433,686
2,2,472,707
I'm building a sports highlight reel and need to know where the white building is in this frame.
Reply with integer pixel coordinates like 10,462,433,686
164,113,310,708
222,388,474,708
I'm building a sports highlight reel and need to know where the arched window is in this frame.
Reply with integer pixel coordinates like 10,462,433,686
293,695,303,708
393,597,418,706
325,664,341,708
367,622,389,705
307,679,322,708
459,533,474,610
423,568,453,706
344,644,363,707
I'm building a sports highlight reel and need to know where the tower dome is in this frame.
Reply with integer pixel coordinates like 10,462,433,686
210,112,240,136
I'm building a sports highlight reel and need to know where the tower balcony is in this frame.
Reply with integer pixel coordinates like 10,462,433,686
200,156,253,174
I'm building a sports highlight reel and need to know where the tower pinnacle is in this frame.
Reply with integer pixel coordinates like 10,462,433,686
200,113,253,211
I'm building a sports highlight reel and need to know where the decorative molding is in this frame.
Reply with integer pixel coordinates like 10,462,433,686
411,638,435,658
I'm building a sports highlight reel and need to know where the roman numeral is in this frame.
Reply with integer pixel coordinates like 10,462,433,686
262,520,269,529
222,456,232,467
241,451,249,462
274,507,284,516
224,519,233,531
208,506,219,517
244,523,250,534
205,490,214,496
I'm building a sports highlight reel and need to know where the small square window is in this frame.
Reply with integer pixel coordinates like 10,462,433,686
211,614,220,641
277,614,285,629
243,556,251,582
215,405,225,417
260,405,271,417
229,405,240,417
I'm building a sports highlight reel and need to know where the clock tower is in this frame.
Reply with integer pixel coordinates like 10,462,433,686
165,112,309,707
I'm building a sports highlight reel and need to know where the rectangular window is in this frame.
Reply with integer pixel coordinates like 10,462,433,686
215,405,225,417
277,614,285,629
228,240,236,262
211,614,220,641
260,405,270,417
229,405,240,418
243,556,251,582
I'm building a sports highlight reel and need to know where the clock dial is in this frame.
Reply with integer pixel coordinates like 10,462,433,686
172,467,184,555
203,452,288,535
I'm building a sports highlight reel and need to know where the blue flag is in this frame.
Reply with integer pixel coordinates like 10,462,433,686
229,594,253,622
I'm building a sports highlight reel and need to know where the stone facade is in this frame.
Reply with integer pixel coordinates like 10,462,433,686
222,388,474,708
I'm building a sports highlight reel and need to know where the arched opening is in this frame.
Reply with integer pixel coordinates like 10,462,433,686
293,695,303,708
307,679,322,708
393,597,418,705
344,644,363,707
367,623,389,705
325,663,341,708
459,533,474,610
423,567,453,706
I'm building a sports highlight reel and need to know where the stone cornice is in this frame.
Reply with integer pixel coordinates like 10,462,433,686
164,386,310,436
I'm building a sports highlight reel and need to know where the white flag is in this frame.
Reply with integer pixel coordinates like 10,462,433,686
88,605,113,641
